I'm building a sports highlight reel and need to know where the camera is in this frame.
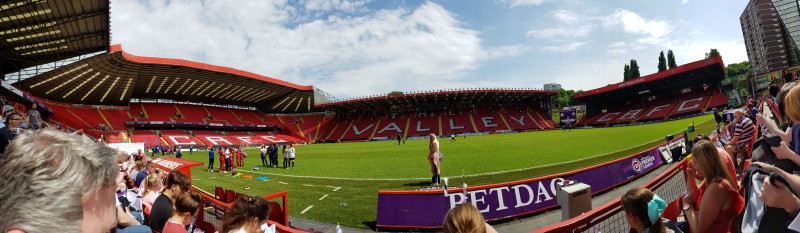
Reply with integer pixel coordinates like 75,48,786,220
12,128,21,134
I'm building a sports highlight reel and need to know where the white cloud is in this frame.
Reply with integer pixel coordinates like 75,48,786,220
681,0,689,4
499,0,553,7
608,41,626,47
549,9,580,24
607,49,627,56
526,25,593,39
601,9,672,44
664,39,748,64
302,0,369,12
541,41,588,52
111,0,522,98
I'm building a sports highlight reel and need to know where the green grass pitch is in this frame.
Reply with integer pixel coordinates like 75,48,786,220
180,114,715,228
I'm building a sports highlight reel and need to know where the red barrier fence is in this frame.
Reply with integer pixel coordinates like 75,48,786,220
532,159,689,233
192,187,306,233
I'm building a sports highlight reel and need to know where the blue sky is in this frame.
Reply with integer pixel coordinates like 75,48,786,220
111,0,749,99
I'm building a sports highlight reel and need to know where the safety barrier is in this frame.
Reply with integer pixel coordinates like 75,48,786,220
531,159,688,233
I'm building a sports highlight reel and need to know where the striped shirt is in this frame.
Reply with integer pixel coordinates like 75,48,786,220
734,117,755,145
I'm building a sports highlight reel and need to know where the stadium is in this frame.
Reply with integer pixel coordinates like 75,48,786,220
0,1,792,233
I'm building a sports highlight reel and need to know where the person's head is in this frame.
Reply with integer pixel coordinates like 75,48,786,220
429,134,437,143
144,161,157,174
133,160,144,171
221,195,271,233
691,140,735,187
143,173,162,196
172,191,203,226
290,144,294,148
692,134,711,145
0,128,118,232
6,112,23,128
30,104,36,110
733,109,743,120
783,82,800,123
165,170,191,198
621,188,667,233
442,203,486,233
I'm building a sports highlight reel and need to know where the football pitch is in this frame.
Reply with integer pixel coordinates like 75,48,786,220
182,114,715,228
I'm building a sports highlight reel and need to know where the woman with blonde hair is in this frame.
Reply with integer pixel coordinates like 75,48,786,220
429,134,441,185
442,203,497,233
682,140,744,233
141,173,163,215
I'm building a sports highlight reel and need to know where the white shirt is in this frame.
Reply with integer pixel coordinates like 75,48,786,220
288,147,295,158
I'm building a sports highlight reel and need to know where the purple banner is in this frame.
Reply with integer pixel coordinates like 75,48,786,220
560,109,577,124
376,137,675,228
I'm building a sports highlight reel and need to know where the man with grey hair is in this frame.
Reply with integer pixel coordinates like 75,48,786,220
0,128,118,232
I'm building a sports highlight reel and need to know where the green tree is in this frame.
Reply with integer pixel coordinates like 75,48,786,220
630,59,641,78
667,49,677,69
725,61,750,78
705,48,720,58
623,64,630,81
387,91,404,96
657,51,667,72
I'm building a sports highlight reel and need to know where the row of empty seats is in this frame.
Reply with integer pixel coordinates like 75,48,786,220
318,106,555,141
584,89,728,125
132,129,305,147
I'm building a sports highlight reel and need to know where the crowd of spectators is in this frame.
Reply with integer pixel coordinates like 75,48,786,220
618,80,800,232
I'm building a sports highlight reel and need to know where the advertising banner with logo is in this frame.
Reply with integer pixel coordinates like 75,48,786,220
560,109,577,124
376,137,678,228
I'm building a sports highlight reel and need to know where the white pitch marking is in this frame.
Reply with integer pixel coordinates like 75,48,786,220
319,194,328,201
333,187,341,192
278,182,288,184
302,184,314,187
300,205,314,214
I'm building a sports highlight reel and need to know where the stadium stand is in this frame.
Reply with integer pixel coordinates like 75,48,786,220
576,57,727,126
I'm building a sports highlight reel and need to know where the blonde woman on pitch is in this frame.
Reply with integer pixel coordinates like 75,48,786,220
429,134,441,185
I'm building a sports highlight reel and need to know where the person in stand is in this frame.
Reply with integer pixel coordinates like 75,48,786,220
621,188,674,233
162,192,202,233
442,203,498,233
0,129,119,233
220,195,271,233
682,141,744,233
208,147,215,172
428,134,441,185
148,171,191,232
27,104,40,130
288,144,296,169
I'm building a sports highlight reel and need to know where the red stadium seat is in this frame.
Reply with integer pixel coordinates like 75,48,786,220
661,199,681,222
214,186,225,201
225,189,237,203
268,201,285,223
